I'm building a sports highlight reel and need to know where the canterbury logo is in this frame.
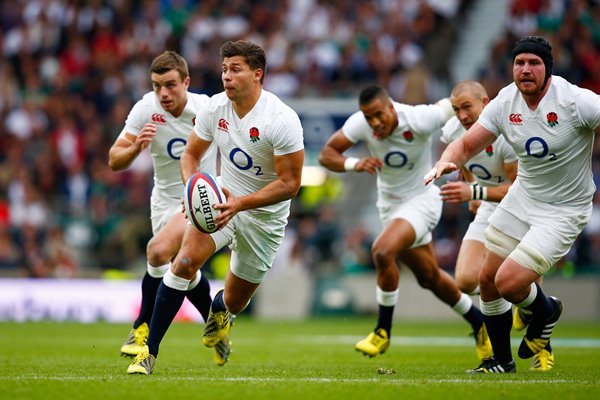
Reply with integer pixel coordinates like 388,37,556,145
509,113,523,125
218,118,229,132
151,113,167,124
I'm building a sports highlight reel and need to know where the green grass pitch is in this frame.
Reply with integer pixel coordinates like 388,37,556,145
1,317,599,400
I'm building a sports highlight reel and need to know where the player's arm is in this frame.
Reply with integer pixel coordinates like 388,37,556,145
213,149,305,229
318,129,382,174
440,160,517,204
108,123,156,171
180,131,213,184
485,160,518,201
425,122,496,184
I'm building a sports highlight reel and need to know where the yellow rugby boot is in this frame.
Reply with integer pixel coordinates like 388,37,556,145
355,328,390,357
530,349,554,371
127,345,155,375
120,322,149,357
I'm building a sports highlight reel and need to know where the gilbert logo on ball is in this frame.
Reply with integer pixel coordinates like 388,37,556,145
184,172,224,233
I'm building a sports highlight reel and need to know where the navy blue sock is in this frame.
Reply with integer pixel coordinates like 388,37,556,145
483,310,513,364
211,289,226,313
464,305,485,333
134,272,161,328
523,283,554,327
185,273,212,321
147,282,186,356
375,305,394,335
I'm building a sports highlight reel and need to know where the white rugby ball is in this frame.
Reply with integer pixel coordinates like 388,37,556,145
184,172,225,233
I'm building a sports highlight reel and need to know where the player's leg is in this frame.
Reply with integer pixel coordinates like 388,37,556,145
401,243,491,361
455,204,494,296
121,210,185,357
496,253,562,360
468,225,517,373
455,240,485,296
355,218,414,357
128,224,215,374
204,213,284,350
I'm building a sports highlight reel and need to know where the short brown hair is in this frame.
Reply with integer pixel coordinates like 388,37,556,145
220,40,267,83
150,51,189,81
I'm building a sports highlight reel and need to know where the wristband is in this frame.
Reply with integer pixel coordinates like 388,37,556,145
470,183,488,200
344,157,360,171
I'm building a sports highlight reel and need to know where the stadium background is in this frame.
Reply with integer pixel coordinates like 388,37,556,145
0,0,599,321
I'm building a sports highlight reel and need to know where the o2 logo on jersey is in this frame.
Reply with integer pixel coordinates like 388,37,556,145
468,164,505,183
167,138,187,160
525,137,556,161
229,147,263,175
384,151,414,170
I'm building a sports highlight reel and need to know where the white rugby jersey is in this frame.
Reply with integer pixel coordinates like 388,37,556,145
123,91,217,199
442,116,516,188
343,101,449,204
193,90,304,218
478,76,600,206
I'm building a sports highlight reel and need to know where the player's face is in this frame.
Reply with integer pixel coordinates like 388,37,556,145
360,96,398,140
513,53,546,95
451,92,486,130
222,56,261,102
151,69,190,116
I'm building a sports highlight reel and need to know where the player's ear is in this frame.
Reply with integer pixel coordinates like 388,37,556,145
254,68,263,83
482,96,490,107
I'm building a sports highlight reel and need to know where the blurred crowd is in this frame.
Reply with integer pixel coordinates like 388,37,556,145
0,0,598,279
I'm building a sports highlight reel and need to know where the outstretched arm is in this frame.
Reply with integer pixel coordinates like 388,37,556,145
424,122,497,184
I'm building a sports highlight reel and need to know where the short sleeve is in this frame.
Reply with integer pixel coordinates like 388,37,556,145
477,97,502,137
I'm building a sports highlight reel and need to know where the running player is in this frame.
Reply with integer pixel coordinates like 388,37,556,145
127,41,305,375
319,85,492,362
108,51,229,366
425,36,600,373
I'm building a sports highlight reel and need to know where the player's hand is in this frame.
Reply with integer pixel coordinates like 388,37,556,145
423,162,458,185
135,123,157,151
213,187,241,229
440,181,471,204
355,157,383,175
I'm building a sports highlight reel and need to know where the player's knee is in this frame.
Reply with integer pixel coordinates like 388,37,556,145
146,238,172,266
457,279,477,295
371,243,396,268
171,254,200,280
484,225,519,259
509,243,551,276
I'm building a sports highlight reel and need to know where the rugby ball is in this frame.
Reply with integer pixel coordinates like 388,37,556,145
184,172,225,233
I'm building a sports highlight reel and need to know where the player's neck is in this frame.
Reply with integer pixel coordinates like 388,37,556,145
232,87,262,119
521,77,551,111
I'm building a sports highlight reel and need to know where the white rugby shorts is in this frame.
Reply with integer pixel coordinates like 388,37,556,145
150,189,182,235
377,184,442,248
210,211,287,284
487,183,592,274
463,201,498,242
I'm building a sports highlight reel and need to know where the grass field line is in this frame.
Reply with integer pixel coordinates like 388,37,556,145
0,376,581,384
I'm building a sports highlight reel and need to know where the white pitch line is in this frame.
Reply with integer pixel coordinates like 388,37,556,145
283,335,600,348
0,376,579,384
